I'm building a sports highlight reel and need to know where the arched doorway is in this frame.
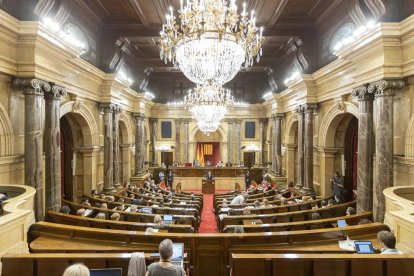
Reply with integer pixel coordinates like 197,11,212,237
194,130,222,166
284,115,298,184
344,117,358,200
60,116,73,200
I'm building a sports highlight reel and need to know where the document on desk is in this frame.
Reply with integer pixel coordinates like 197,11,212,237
338,240,355,251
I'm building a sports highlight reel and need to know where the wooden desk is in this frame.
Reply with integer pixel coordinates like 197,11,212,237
169,167,249,177
202,180,215,194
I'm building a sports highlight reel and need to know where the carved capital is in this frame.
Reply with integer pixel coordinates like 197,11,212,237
272,113,284,121
45,83,67,100
100,103,116,113
368,79,405,97
295,105,304,115
233,119,242,125
182,119,191,124
133,112,146,122
302,103,318,113
174,119,182,125
259,118,268,124
352,84,374,101
113,104,122,114
13,78,51,96
149,118,158,124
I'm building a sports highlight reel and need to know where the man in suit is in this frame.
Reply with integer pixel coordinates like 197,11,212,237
205,171,214,180
167,171,174,189
331,171,345,200
245,171,251,189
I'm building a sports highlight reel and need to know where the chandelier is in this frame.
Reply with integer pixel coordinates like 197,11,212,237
159,0,264,86
185,85,235,132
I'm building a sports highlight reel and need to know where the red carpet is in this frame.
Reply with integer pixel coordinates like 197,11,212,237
198,194,218,233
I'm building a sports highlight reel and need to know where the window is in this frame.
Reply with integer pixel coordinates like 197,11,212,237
245,122,256,138
161,121,172,138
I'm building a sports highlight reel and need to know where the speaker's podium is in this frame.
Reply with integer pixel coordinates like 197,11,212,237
202,180,215,194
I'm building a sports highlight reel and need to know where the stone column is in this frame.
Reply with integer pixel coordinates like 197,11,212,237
235,120,241,163
352,85,374,213
112,105,122,188
295,106,305,189
369,79,405,222
183,119,190,163
101,103,115,193
13,79,51,221
271,115,277,172
275,114,284,175
227,120,233,163
303,104,317,193
259,118,267,166
133,113,146,175
175,119,182,162
285,144,297,183
149,118,158,165
44,84,67,212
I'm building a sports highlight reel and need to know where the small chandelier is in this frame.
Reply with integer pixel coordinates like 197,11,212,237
185,85,234,133
159,0,264,86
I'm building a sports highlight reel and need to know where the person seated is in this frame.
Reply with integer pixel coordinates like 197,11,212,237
311,212,322,220
81,197,91,207
154,215,163,225
118,198,125,204
205,171,214,180
216,161,224,167
160,162,167,169
242,207,251,216
110,212,120,221
116,205,125,211
76,208,86,216
129,194,136,200
261,198,272,207
358,218,372,225
91,190,99,198
334,194,343,204
132,196,146,206
130,205,138,212
233,225,244,233
320,200,327,208
377,230,403,254
63,263,90,276
100,203,108,209
327,199,335,207
59,205,71,214
146,239,186,276
95,212,106,220
247,181,258,191
254,200,261,208
230,193,250,205
286,200,296,205
311,202,319,210
254,219,263,225
346,207,356,216
99,193,106,200
205,161,212,167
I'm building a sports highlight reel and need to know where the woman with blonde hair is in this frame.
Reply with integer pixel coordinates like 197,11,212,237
62,263,90,276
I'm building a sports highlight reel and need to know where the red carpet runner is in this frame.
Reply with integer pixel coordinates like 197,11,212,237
198,194,218,233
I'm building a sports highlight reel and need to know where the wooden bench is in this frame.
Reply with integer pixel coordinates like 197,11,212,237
1,253,189,276
28,221,389,276
231,253,414,276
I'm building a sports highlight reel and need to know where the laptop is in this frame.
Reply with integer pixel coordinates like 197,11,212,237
171,242,184,267
90,268,122,276
163,214,173,225
337,219,347,228
354,241,375,254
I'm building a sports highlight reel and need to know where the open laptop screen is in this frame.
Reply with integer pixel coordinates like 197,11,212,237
90,268,122,276
354,241,375,254
337,219,347,228
172,243,184,261
164,214,173,221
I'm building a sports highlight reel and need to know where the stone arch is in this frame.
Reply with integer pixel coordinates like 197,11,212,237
119,112,132,144
189,125,225,143
405,114,414,158
319,102,358,148
284,113,299,145
0,102,14,156
60,101,98,147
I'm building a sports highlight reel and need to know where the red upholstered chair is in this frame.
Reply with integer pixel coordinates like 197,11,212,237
249,181,258,190
159,181,167,190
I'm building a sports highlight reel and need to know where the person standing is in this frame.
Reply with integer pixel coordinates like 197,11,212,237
159,170,165,182
331,171,345,200
245,171,251,189
205,171,214,180
167,171,174,189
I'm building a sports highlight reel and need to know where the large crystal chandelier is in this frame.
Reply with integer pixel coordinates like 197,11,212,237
185,85,234,132
159,0,264,86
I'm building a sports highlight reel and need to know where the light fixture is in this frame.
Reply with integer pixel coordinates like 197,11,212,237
159,0,264,86
184,85,234,133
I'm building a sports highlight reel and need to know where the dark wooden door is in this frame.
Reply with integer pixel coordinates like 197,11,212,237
344,117,358,201
244,152,256,168
161,152,174,168
60,117,73,201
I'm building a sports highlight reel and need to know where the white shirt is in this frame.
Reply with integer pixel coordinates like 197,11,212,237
231,195,245,205
381,248,403,254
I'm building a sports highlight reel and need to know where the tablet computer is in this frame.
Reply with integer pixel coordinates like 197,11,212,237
337,219,347,228
90,268,122,276
354,241,375,254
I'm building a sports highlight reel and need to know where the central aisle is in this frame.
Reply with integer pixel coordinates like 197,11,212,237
198,194,218,233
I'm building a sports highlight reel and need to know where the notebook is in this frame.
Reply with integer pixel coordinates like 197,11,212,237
90,268,122,276
354,241,375,254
